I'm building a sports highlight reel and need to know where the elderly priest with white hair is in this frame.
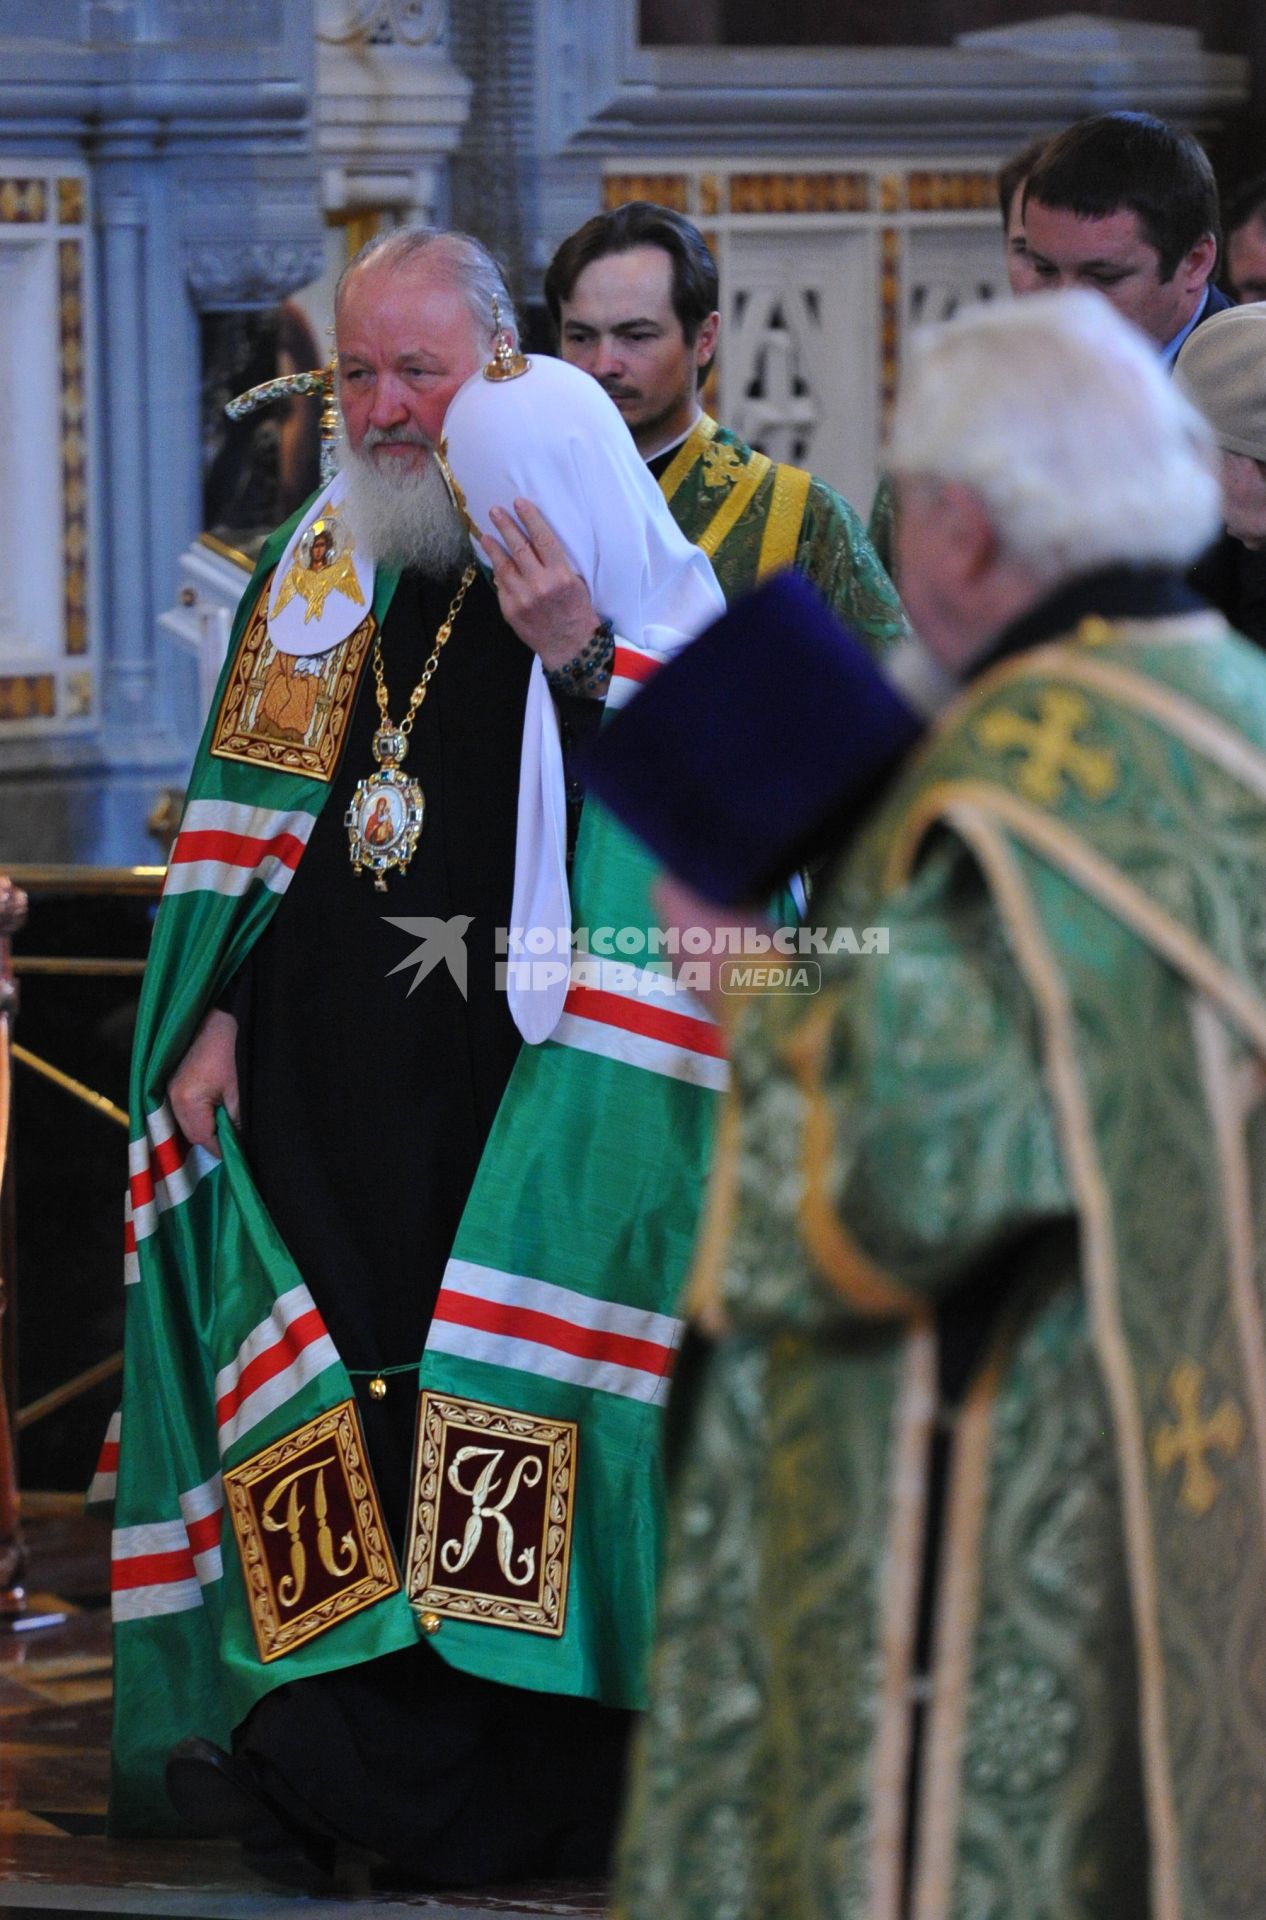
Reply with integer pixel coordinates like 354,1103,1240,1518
602,289,1266,1919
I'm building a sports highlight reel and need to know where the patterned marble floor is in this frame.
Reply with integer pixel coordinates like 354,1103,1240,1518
0,1500,608,1920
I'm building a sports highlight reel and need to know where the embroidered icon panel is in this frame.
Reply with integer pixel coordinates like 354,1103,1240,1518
210,576,376,780
224,1398,400,1663
406,1392,577,1637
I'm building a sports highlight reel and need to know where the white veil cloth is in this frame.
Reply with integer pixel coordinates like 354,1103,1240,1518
441,354,725,1042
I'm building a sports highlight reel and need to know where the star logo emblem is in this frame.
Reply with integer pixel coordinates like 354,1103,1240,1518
383,914,473,999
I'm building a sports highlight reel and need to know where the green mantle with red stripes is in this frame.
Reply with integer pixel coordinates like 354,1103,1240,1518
105,513,724,1833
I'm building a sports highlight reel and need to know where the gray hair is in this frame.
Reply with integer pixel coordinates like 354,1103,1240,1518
334,225,519,349
887,289,1222,587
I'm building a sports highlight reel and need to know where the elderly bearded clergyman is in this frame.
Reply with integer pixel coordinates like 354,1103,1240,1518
615,290,1266,1919
103,227,727,1889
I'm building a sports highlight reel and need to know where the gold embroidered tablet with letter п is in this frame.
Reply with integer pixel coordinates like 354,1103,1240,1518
224,1398,400,1662
405,1393,577,1637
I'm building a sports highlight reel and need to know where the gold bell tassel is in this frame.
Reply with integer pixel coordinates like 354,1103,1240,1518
319,356,340,483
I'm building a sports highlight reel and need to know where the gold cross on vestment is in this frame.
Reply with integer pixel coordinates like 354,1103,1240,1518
1151,1361,1244,1516
700,441,745,489
973,687,1117,805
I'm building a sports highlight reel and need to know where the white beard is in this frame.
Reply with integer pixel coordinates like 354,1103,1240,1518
337,433,470,577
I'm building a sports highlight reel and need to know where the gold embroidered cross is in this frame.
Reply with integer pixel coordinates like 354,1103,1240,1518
700,441,745,489
973,688,1117,804
1151,1361,1244,1516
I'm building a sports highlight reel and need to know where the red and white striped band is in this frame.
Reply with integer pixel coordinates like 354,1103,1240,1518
163,799,316,901
554,958,728,1092
427,1259,683,1405
605,641,663,712
88,1409,121,1506
214,1284,339,1454
111,1472,223,1623
125,1101,219,1283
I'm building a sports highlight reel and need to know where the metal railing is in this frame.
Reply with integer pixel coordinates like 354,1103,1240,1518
3,863,165,895
1,865,163,1615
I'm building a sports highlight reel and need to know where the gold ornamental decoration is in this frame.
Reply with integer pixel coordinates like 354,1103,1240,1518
345,564,476,890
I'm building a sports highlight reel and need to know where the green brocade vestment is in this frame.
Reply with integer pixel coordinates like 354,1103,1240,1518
868,470,897,579
656,414,907,650
618,602,1266,1920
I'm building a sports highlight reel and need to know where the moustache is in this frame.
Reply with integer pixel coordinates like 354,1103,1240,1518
362,427,433,450
597,381,641,402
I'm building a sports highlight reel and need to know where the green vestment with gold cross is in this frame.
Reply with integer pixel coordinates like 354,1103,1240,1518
655,414,907,651
616,585,1266,1920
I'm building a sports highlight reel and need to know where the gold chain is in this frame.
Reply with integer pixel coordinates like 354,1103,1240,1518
372,564,477,740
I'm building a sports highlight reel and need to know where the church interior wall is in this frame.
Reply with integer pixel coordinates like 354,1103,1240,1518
0,0,325,869
640,0,1255,56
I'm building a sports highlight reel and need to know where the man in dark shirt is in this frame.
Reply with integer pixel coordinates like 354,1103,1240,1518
1225,174,1266,305
1023,112,1229,360
543,202,907,647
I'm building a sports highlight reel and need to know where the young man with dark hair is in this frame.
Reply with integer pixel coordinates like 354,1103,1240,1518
1023,110,1228,358
997,135,1047,296
544,200,720,433
1225,173,1266,305
544,202,906,646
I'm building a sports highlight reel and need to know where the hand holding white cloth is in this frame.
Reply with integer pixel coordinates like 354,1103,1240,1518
442,356,725,1043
